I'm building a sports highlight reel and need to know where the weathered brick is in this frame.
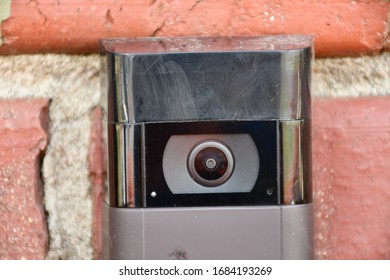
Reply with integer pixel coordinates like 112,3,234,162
89,107,106,260
0,0,388,56
313,97,390,259
0,98,49,260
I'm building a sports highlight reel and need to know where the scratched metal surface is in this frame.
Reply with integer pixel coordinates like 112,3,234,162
101,35,313,54
100,36,312,123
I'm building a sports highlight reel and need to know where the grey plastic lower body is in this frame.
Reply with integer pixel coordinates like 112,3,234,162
102,203,313,260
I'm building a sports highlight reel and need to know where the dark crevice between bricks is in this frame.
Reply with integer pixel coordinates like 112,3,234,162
38,99,51,259
37,148,50,259
151,19,167,37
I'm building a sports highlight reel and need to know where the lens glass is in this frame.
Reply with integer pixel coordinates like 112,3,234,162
194,147,228,181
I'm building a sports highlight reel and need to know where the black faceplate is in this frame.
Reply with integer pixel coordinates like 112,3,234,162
143,120,279,207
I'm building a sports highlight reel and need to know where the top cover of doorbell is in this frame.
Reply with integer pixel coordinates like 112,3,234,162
100,36,313,208
100,36,312,124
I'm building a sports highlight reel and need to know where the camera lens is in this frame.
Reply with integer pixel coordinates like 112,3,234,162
194,147,228,180
188,140,234,187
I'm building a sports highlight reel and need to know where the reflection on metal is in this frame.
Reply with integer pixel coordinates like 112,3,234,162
280,52,301,119
106,122,141,207
100,36,312,124
280,121,305,205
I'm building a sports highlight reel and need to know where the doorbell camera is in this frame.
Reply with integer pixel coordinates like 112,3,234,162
163,133,259,194
100,35,314,259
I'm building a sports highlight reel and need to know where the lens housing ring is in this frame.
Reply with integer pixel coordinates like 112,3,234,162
187,140,234,187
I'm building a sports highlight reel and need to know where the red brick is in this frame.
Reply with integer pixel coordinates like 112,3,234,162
0,98,50,260
0,0,388,56
313,97,390,259
89,107,106,260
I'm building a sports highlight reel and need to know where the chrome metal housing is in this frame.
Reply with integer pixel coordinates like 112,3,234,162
100,36,313,207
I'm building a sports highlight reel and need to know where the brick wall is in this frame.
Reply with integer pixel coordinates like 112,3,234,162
0,0,389,56
0,99,49,259
0,0,389,259
314,97,390,259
